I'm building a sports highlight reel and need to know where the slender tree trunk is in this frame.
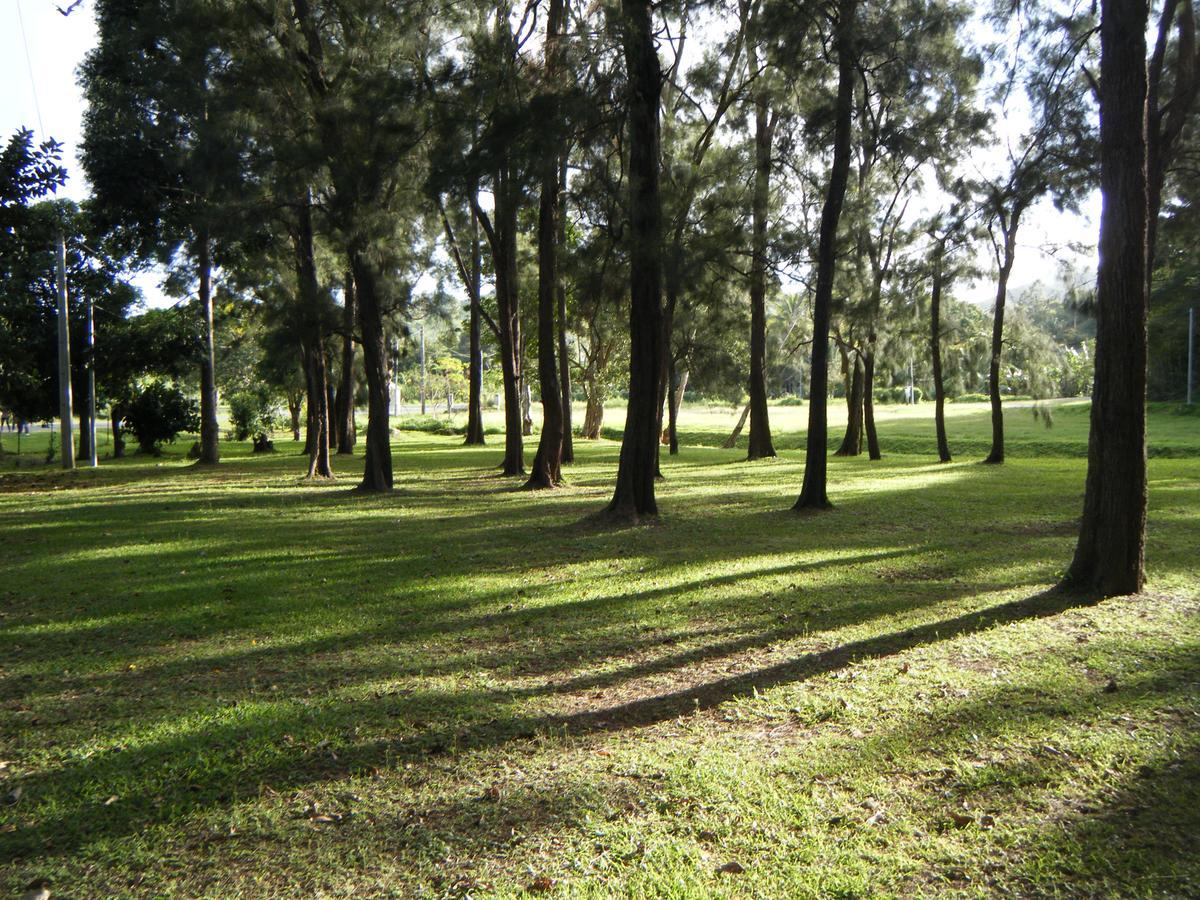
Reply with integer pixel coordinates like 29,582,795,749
985,219,1019,464
111,404,125,458
863,336,880,460
795,0,856,511
747,88,776,461
722,402,751,449
78,413,92,461
288,392,302,442
607,0,664,521
526,0,567,490
494,165,525,473
334,269,357,454
1064,0,1150,596
556,159,574,463
930,249,951,462
668,367,688,454
295,199,333,478
583,375,604,438
466,199,486,445
197,232,220,465
348,251,393,491
835,353,864,456
666,360,680,455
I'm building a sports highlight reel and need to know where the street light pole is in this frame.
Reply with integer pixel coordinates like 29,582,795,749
56,232,75,469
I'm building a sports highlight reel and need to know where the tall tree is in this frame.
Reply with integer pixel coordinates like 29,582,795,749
977,7,1094,464
82,0,250,466
607,0,665,520
526,0,569,489
1066,0,1198,595
795,0,857,511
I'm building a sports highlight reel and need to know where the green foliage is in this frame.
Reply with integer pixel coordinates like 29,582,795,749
228,387,282,443
123,382,200,455
874,386,923,404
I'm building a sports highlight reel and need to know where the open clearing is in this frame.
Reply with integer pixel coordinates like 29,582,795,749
1,401,1198,897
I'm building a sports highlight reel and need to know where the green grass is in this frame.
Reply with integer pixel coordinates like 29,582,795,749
1,401,1197,897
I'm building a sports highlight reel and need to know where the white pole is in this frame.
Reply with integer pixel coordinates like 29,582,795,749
56,232,75,469
86,293,97,466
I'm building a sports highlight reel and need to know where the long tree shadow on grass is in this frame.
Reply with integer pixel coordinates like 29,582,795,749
0,584,1111,866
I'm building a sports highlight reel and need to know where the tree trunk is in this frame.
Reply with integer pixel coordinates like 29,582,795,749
666,360,680,455
295,199,333,479
466,198,486,445
607,0,664,521
795,0,856,511
863,336,880,460
78,413,92,462
288,391,302,442
556,158,574,463
526,173,565,485
348,251,393,491
583,379,604,438
1064,0,1150,596
196,232,220,465
495,164,525,473
835,353,864,456
668,367,688,454
930,249,951,462
526,0,567,489
985,218,1020,464
334,269,357,454
747,86,776,461
722,402,751,449
111,404,125,458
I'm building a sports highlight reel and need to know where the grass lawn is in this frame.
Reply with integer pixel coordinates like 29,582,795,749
1,400,1198,897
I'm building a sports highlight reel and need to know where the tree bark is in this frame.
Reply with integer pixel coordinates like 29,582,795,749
334,269,357,454
722,402,751,449
863,335,880,460
1064,0,1150,596
288,391,302,442
556,159,574,463
466,199,486,445
111,404,126,458
582,378,604,438
607,0,665,521
747,84,776,461
78,412,92,462
295,198,332,478
795,0,856,511
835,352,864,456
348,251,393,491
930,247,952,462
985,214,1020,464
197,232,220,465
526,0,567,490
495,166,525,472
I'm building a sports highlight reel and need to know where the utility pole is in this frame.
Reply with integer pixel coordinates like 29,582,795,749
1188,306,1195,405
86,293,98,466
419,324,427,415
56,232,75,469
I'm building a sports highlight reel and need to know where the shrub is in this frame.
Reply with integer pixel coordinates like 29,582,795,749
875,386,923,404
123,383,200,455
228,387,282,448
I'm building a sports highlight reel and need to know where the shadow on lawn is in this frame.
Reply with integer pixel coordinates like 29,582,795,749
0,439,1187,879
0,584,1112,866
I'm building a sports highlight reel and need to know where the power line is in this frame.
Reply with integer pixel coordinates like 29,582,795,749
15,0,48,137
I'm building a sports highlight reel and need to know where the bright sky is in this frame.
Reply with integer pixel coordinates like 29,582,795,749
1,0,1100,311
